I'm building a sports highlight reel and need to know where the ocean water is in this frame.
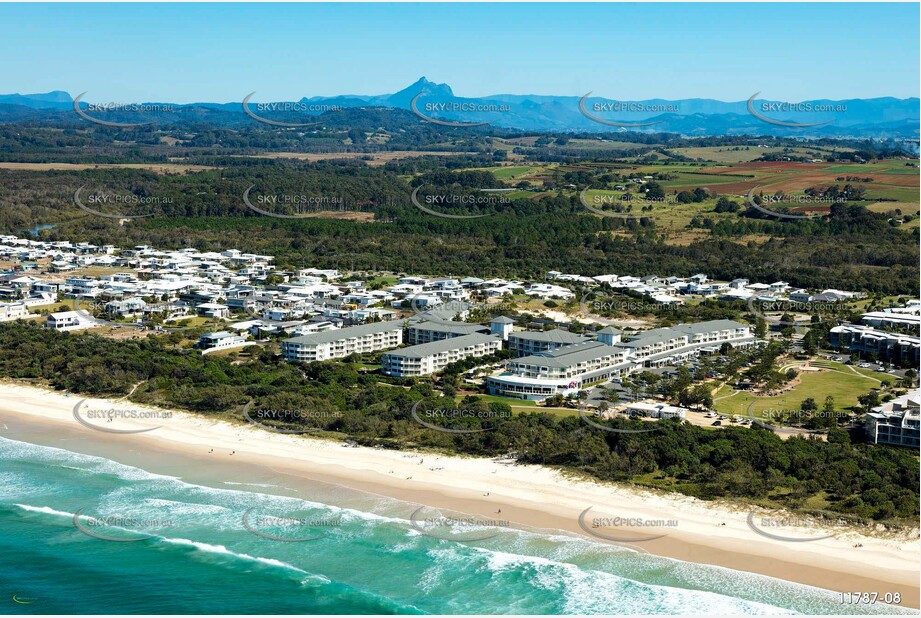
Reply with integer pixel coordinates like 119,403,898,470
0,436,914,615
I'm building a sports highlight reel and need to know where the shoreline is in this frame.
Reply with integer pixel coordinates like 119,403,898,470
1,380,918,609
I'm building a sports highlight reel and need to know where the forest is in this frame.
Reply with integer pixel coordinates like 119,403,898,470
1,158,918,294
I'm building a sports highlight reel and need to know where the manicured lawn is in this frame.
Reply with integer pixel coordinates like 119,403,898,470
712,361,880,418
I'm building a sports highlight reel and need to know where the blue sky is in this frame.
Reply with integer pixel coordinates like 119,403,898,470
1,3,918,102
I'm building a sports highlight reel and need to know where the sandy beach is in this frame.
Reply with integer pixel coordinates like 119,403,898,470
1,380,918,608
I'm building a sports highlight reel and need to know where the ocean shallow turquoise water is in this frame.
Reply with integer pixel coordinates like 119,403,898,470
0,436,914,615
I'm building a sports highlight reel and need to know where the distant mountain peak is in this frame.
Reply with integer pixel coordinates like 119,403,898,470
385,77,454,106
0,90,73,110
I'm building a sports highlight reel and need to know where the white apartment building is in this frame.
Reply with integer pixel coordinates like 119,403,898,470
406,320,490,345
381,333,502,377
507,329,589,357
489,320,755,401
281,320,404,363
861,311,921,332
488,339,633,400
618,320,755,368
0,301,29,322
866,390,920,448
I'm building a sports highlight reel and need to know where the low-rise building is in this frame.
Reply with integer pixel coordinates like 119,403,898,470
105,297,147,318
198,331,249,353
46,311,96,331
489,320,755,401
623,402,688,419
865,390,920,448
488,340,633,400
620,320,755,368
507,329,588,357
829,324,920,367
281,320,404,363
381,333,502,377
406,320,490,345
861,311,921,332
196,302,230,319
0,301,29,322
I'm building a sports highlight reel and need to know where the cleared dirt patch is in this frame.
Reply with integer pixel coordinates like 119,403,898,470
235,151,476,166
0,162,215,174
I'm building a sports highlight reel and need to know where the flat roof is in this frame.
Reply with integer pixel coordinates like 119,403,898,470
513,341,626,369
383,333,500,359
283,320,403,346
622,320,749,348
509,329,588,344
409,321,489,335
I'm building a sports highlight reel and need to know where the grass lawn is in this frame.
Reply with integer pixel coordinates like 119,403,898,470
491,165,538,180
366,276,399,289
712,361,880,418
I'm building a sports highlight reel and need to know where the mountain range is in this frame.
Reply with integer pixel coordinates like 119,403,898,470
1,77,917,138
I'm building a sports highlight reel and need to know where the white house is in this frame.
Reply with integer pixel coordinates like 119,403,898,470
198,331,249,353
196,302,230,319
0,302,29,322
46,311,96,331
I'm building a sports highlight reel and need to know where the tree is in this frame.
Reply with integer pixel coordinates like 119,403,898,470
754,317,767,339
645,182,666,200
858,390,880,413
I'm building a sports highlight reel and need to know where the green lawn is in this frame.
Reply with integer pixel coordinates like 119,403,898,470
366,276,399,289
491,165,537,180
713,361,881,418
